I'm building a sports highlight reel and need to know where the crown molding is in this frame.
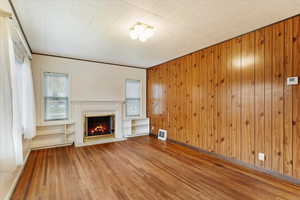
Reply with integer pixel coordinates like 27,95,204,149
33,52,147,69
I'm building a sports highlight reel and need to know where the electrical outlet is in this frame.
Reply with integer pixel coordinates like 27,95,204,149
151,126,154,130
287,77,298,85
258,153,265,161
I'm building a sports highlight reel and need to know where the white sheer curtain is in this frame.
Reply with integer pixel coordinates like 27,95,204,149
0,16,17,171
10,20,36,164
22,57,36,139
0,15,35,171
9,23,24,166
10,50,23,165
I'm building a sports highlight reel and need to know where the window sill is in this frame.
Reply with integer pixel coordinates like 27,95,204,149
124,116,147,120
37,120,74,127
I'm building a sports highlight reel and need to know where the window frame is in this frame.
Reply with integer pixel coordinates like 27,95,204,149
125,79,142,119
43,72,70,122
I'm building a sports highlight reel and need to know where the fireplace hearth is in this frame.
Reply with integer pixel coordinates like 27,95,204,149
84,114,115,141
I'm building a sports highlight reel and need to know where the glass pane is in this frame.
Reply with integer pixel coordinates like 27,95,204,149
45,97,68,121
126,99,140,117
126,80,140,99
44,72,68,97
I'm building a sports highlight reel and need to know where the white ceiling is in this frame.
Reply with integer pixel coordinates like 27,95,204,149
11,0,300,68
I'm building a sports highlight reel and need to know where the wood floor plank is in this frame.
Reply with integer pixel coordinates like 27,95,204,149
12,136,300,200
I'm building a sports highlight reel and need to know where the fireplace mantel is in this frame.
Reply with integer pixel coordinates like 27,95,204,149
71,100,126,147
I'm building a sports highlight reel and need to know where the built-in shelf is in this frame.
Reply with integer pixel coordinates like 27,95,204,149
32,122,75,149
123,118,149,137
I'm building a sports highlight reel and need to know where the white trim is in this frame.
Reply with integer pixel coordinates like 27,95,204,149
125,133,149,138
37,121,74,127
124,79,143,119
41,71,71,124
76,138,126,147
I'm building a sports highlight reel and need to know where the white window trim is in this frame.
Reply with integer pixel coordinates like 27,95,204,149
41,71,71,125
124,79,142,120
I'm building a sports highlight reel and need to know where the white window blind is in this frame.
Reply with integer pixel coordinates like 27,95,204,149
44,72,69,121
125,80,141,117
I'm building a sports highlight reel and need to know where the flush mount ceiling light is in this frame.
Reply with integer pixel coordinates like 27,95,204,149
129,22,155,42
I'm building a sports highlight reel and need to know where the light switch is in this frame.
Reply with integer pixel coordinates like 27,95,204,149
258,153,265,161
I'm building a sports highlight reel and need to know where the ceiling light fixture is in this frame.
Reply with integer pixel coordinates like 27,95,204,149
129,22,155,42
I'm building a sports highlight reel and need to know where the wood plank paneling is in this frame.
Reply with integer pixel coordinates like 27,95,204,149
207,48,216,152
271,22,284,173
154,67,161,132
147,15,300,179
178,58,186,143
225,41,232,158
200,51,209,150
264,25,273,170
231,37,242,160
241,32,255,164
284,18,294,176
186,55,193,144
168,61,177,140
147,68,154,133
214,45,221,153
293,16,300,179
191,52,200,147
254,29,265,168
216,43,228,155
161,63,169,131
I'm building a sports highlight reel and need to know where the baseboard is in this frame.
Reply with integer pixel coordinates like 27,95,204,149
4,149,31,200
149,133,300,186
125,133,149,138
75,138,127,147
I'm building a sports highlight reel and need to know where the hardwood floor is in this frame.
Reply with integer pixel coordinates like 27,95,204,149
12,136,300,200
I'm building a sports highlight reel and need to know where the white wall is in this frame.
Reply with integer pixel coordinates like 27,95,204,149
32,54,147,125
0,0,11,12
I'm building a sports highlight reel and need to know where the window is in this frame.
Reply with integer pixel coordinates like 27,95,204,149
44,72,69,121
125,79,141,117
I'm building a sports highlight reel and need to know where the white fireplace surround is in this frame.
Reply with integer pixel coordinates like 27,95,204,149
71,100,126,146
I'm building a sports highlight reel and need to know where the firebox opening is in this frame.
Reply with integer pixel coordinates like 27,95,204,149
84,115,115,140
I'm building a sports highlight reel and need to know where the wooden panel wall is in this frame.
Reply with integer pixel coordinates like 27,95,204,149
147,15,300,179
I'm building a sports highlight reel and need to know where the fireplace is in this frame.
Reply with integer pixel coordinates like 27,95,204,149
84,114,115,142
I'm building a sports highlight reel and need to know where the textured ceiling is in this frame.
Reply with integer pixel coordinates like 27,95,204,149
11,0,300,68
